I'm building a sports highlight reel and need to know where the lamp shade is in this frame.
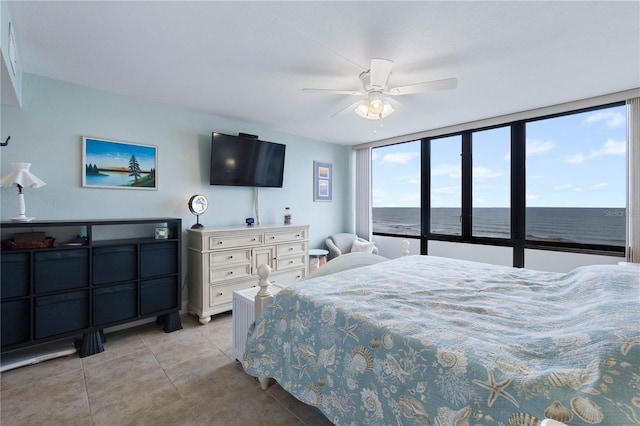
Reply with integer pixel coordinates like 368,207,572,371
354,98,395,120
0,162,46,188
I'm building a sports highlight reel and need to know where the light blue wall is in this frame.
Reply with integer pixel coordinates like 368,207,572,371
1,74,353,250
0,0,23,106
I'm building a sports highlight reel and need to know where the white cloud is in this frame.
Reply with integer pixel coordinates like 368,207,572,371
554,183,573,191
526,140,555,157
567,139,626,164
372,188,386,205
432,186,459,195
567,153,586,164
591,139,626,157
583,111,625,128
400,192,421,203
431,162,460,178
473,167,503,179
590,182,608,191
383,152,419,165
503,139,557,167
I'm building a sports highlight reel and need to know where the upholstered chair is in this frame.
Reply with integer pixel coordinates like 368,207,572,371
325,233,378,260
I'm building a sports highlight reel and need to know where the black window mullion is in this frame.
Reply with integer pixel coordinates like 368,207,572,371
511,122,526,267
461,132,472,239
421,138,430,255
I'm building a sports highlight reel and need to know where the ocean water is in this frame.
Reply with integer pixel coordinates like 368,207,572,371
373,207,626,246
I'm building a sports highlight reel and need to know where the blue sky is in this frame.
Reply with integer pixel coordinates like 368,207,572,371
372,104,627,208
85,138,157,171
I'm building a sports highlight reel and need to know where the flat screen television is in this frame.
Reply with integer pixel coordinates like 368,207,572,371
210,132,286,188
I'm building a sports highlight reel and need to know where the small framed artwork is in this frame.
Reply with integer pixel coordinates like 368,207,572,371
155,227,169,239
82,137,157,190
313,161,332,202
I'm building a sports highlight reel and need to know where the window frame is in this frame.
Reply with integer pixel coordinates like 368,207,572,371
371,101,626,265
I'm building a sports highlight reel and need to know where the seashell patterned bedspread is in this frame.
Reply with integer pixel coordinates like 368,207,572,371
242,255,640,425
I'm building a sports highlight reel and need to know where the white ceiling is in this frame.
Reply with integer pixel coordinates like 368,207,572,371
6,1,640,145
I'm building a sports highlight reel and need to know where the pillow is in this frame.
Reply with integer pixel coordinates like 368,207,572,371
350,239,375,254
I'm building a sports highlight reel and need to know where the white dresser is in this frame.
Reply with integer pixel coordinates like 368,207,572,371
187,224,309,324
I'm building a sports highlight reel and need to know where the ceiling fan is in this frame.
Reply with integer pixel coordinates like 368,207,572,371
302,58,457,120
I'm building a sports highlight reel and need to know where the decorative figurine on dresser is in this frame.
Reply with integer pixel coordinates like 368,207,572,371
187,224,309,324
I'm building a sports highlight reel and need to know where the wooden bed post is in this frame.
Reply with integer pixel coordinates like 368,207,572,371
401,240,410,256
255,264,273,319
255,264,273,390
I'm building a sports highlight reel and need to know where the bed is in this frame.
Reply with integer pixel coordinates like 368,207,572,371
242,255,639,426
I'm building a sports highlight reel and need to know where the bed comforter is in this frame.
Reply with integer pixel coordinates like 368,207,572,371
243,255,640,425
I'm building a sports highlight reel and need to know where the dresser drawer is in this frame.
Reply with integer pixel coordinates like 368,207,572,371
208,234,262,250
210,249,251,266
264,228,306,244
209,281,254,308
277,241,307,257
270,268,305,287
276,254,307,270
210,264,252,284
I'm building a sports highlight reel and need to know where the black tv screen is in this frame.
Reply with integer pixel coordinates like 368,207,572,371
210,133,286,187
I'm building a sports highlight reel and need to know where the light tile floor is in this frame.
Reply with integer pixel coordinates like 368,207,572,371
0,313,334,426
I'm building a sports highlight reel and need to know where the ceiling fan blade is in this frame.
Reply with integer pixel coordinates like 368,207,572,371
331,100,361,117
302,88,363,96
388,77,458,95
369,58,393,89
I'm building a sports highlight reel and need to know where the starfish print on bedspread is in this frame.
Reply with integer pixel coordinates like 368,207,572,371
339,318,359,343
618,334,640,356
294,362,309,379
472,368,519,408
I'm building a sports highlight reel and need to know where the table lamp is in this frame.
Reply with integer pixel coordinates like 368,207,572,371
0,162,46,222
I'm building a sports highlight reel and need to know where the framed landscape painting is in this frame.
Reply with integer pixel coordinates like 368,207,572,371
82,137,157,190
313,161,332,202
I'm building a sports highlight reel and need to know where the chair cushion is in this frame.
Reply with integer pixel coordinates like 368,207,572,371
350,239,375,254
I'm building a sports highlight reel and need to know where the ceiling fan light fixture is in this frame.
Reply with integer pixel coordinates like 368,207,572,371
354,97,394,120
367,92,384,114
355,101,370,117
